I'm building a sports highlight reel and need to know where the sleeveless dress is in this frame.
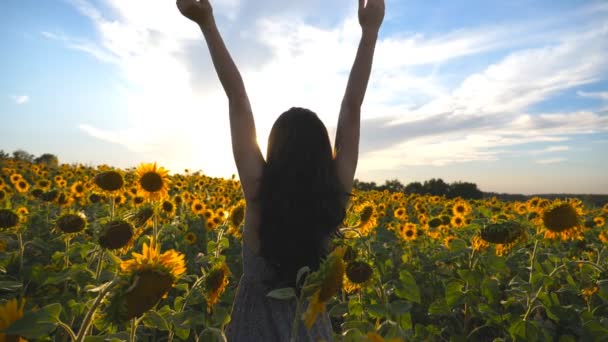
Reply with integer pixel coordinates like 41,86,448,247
225,243,334,342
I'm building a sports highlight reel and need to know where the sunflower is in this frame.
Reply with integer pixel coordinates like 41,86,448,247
443,235,456,249
99,220,134,250
56,212,87,233
581,285,599,302
191,200,205,215
451,215,466,228
511,202,525,215
0,298,26,342
132,195,145,206
541,201,582,240
120,237,186,279
597,230,608,245
104,269,174,323
94,170,124,192
399,223,417,241
343,260,373,293
40,189,59,202
161,200,175,217
452,200,471,217
128,205,154,228
9,173,22,184
228,201,245,230
70,181,86,198
36,179,51,190
56,192,73,207
471,235,490,252
354,202,377,236
16,207,28,224
204,263,231,311
393,207,406,219
302,246,345,329
184,232,197,245
135,163,170,202
593,216,605,228
14,179,29,194
0,209,19,229
480,221,527,256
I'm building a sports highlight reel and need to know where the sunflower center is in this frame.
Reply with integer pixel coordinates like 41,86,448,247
140,172,163,192
406,229,414,237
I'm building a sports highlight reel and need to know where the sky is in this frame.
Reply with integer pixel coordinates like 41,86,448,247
1,0,607,195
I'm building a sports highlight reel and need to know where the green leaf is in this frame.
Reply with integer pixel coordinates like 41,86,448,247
398,312,412,331
481,278,499,305
4,303,62,339
329,302,349,317
348,300,364,317
390,300,412,315
509,320,539,342
142,310,170,331
266,287,296,300
198,327,227,342
428,298,450,315
0,281,22,292
445,280,466,308
395,270,420,303
449,239,468,253
296,266,310,287
106,250,123,266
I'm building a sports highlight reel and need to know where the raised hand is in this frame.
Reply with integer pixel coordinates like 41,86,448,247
358,0,385,32
176,0,214,26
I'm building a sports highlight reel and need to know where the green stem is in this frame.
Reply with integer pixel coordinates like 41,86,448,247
153,204,159,242
290,291,305,342
95,249,104,280
17,232,24,278
168,276,205,342
523,239,540,321
130,318,138,342
65,237,71,269
74,278,118,342
56,320,77,341
110,194,115,220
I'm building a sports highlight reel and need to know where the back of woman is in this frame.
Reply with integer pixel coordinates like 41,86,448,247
177,0,385,340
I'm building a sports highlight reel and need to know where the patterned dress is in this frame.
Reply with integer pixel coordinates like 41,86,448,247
225,243,334,342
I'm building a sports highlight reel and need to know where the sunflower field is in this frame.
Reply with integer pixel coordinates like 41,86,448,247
1,158,608,341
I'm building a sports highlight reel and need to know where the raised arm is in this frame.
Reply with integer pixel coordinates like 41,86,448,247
335,0,385,193
177,0,264,200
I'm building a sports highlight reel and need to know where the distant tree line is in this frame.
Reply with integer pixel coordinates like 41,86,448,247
0,149,59,168
353,178,484,200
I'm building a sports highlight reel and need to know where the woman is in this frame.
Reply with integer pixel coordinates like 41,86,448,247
177,0,384,340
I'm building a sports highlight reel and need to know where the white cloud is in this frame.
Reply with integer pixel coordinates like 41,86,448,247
50,0,608,178
577,90,608,101
536,158,566,164
11,95,29,104
528,146,569,155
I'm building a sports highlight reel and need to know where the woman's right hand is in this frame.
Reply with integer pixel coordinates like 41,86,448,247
177,0,214,27
358,0,385,33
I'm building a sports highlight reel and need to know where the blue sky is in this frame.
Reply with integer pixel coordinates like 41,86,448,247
1,0,607,194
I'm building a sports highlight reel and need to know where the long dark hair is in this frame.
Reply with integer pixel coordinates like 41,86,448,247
258,107,348,288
